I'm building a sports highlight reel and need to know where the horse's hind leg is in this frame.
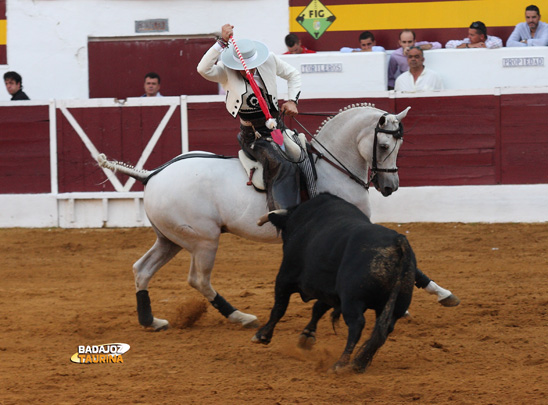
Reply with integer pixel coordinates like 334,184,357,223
134,236,182,331
415,268,460,307
187,242,258,328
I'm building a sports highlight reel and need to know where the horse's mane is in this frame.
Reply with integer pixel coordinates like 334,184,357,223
315,102,377,136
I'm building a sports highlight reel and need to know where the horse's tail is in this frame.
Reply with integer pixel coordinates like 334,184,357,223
96,153,152,183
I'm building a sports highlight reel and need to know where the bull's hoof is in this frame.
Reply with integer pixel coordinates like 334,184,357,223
439,294,461,307
297,330,316,349
150,317,169,331
329,361,351,374
351,362,367,374
228,311,259,328
251,334,270,345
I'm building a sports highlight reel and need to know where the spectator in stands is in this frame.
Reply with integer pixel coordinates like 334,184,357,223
388,29,441,90
340,31,385,52
445,21,503,49
141,72,163,97
3,71,30,100
395,47,443,92
284,34,316,54
507,5,548,47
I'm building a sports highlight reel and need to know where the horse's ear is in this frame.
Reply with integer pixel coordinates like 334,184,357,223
396,106,411,122
378,115,386,126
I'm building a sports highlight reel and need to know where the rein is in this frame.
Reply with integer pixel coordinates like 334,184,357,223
292,113,404,191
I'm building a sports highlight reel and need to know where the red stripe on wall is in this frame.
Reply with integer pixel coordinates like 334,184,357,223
0,0,6,18
0,45,6,65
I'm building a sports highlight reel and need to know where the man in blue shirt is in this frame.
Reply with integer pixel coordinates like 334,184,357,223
507,5,548,47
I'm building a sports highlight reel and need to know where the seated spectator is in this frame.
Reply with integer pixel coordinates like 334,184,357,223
141,72,163,97
445,21,503,49
507,5,548,47
395,47,444,92
284,34,316,54
388,29,441,90
3,71,30,100
340,31,385,52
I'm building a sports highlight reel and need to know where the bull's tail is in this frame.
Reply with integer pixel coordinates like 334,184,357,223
353,235,415,372
96,153,152,183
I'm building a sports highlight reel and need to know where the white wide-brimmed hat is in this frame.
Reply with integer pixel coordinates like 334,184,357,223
221,39,269,70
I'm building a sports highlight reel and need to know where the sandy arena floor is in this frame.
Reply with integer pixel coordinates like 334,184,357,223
1,223,547,404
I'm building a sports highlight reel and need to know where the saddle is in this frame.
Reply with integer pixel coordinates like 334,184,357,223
238,129,315,193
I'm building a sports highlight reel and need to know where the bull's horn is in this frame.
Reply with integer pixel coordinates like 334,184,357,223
396,106,411,122
256,209,288,226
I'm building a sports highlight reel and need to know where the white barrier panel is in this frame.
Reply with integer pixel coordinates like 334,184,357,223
278,51,388,96
277,47,548,95
369,184,548,223
1,185,547,228
0,195,58,228
424,47,548,91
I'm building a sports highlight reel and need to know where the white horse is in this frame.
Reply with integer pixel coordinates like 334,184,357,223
97,103,458,331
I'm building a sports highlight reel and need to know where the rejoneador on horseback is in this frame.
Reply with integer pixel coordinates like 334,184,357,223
96,27,460,331
197,23,312,210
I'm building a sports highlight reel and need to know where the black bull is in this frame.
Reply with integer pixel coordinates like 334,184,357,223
253,193,416,372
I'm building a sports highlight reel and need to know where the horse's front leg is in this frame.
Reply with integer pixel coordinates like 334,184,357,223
134,236,182,331
188,243,258,328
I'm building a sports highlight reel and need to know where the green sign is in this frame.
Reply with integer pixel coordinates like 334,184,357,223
296,0,336,39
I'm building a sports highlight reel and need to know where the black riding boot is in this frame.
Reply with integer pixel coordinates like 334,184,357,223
238,126,300,210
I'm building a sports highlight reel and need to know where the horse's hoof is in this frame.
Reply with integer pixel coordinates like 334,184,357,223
228,311,258,328
439,294,460,307
150,317,169,331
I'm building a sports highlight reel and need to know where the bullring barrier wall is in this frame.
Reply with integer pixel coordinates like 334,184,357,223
278,47,548,95
1,88,547,227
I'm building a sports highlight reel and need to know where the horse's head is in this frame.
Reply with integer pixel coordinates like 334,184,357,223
367,107,410,197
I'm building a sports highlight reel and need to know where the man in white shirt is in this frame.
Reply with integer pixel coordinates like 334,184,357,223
340,31,385,53
388,29,442,89
445,21,503,49
395,47,443,92
507,5,548,47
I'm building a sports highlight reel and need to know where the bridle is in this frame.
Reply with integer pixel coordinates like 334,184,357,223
370,114,404,187
298,113,404,190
